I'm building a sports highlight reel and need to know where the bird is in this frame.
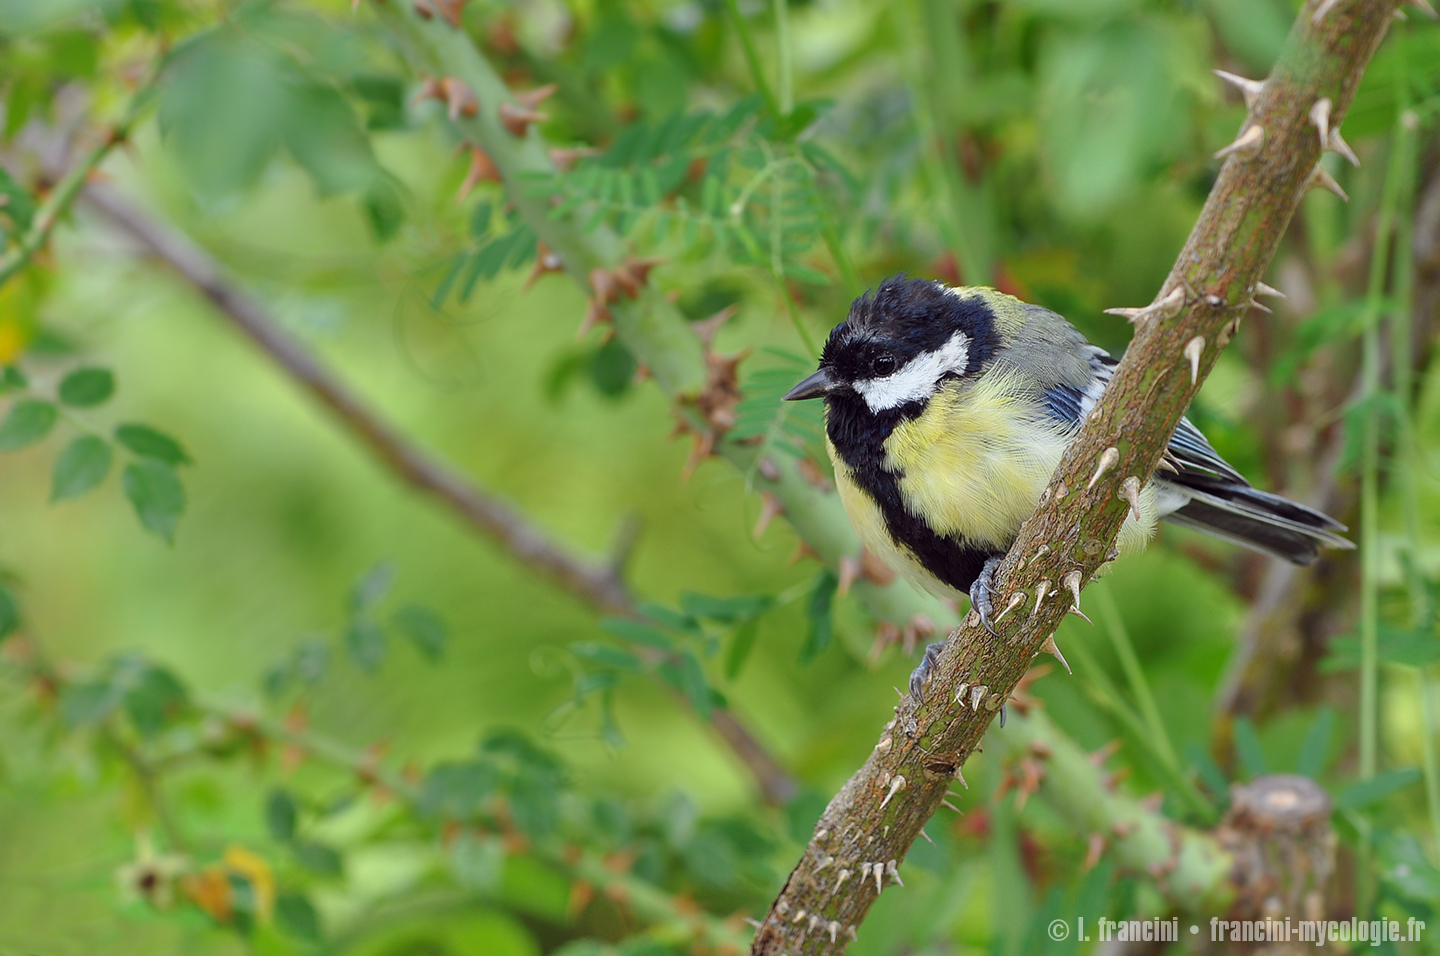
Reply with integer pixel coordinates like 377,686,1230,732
783,275,1352,687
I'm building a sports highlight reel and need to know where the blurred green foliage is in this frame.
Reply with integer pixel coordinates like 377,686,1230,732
0,1,1439,954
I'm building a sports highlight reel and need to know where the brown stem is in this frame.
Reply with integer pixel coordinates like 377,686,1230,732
751,2,1397,951
78,182,798,807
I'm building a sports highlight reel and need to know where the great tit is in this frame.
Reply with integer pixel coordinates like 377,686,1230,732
784,275,1353,633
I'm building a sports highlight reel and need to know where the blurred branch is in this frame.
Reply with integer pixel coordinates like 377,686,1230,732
0,94,145,291
78,182,799,807
992,706,1232,902
742,1,1398,950
83,183,635,616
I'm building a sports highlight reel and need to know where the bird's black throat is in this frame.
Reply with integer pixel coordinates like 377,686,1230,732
824,391,996,594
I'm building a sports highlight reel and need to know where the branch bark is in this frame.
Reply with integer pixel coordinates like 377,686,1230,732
748,1,1397,951
78,181,798,806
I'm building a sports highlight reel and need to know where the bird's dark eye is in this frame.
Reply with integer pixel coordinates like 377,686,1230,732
872,354,897,376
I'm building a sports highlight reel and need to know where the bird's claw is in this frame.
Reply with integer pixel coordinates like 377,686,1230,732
908,640,944,703
969,555,1005,635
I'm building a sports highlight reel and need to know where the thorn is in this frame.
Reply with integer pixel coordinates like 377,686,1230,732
744,917,763,929
1061,570,1083,610
942,798,963,813
886,859,904,887
847,925,859,941
1247,298,1272,315
834,868,851,892
875,736,893,755
809,914,820,931
1254,281,1286,300
457,144,502,200
549,146,598,172
872,862,884,894
613,257,663,298
499,102,547,137
1119,476,1142,521
969,684,986,711
816,854,834,872
1311,0,1342,23
1068,606,1093,625
1030,579,1051,619
440,77,478,120
1088,447,1120,491
792,908,807,924
955,765,968,789
1055,479,1069,499
515,83,558,110
994,591,1025,625
837,554,862,597
984,692,1002,712
1309,98,1332,154
524,242,565,290
1213,122,1264,160
1329,128,1360,167
1040,635,1071,674
1413,0,1439,18
954,682,970,708
1102,307,1146,323
577,298,611,339
880,774,907,810
1027,544,1050,567
920,827,934,845
431,0,470,27
828,921,841,943
1396,7,1409,17
1212,69,1265,110
1308,162,1349,202
1089,739,1122,766
692,304,738,348
413,0,435,18
1183,336,1205,386
1083,832,1106,871
777,900,790,915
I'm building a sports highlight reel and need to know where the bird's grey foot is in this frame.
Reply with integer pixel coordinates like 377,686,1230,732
969,555,1005,635
1000,703,1008,728
908,640,944,703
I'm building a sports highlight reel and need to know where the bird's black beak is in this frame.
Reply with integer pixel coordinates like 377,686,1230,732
783,368,833,401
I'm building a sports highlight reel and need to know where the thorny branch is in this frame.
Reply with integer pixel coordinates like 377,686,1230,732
77,181,798,807
745,1,1400,951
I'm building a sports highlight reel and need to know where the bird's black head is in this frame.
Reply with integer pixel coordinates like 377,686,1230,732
784,275,999,415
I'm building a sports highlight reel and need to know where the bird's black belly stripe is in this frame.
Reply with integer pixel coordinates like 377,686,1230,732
825,392,997,593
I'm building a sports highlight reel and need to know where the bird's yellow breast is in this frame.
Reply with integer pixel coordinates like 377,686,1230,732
883,374,1069,552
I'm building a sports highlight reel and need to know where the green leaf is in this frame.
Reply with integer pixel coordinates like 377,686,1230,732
122,663,188,737
1232,716,1267,780
724,618,761,680
58,367,114,407
0,366,27,392
345,617,386,673
1335,768,1422,811
418,760,499,821
51,435,111,501
0,399,57,450
0,584,17,643
292,841,343,877
800,570,837,663
0,166,37,232
680,592,774,623
275,892,322,941
677,649,711,719
600,617,674,650
60,680,123,726
393,604,447,661
282,81,379,196
350,561,395,612
266,789,298,843
122,460,186,542
158,27,291,197
115,423,190,465
363,177,405,242
571,642,643,671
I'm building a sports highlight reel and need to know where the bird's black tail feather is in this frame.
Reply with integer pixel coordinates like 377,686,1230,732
1159,478,1354,566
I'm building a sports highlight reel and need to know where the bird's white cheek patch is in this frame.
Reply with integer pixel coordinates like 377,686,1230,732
854,331,971,412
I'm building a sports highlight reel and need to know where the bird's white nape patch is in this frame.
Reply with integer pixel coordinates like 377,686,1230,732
854,330,971,412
